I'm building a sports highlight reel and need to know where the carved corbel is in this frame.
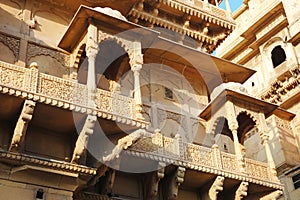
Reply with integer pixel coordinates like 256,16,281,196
71,115,97,164
235,182,249,200
9,100,36,152
103,129,146,162
144,162,165,200
164,166,186,200
259,190,283,200
208,176,225,200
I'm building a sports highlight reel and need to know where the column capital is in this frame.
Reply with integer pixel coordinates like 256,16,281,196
131,63,143,73
86,47,98,59
228,122,239,132
260,133,269,144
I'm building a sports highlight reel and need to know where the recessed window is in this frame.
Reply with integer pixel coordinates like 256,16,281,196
36,189,44,200
271,45,286,68
292,173,300,189
165,87,174,100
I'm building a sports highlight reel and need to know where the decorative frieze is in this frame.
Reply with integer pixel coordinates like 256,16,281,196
27,43,70,67
0,62,25,90
0,33,20,58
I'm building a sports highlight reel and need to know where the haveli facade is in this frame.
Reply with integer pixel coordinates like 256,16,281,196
0,0,296,199
216,0,300,199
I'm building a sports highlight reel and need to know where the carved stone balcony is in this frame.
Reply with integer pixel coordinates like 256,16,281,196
125,132,283,190
0,61,147,128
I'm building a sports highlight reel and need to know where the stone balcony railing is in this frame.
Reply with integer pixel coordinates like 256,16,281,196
261,64,300,104
0,61,147,128
127,132,283,189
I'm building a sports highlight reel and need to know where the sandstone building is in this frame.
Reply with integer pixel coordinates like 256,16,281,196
0,0,298,199
216,0,300,199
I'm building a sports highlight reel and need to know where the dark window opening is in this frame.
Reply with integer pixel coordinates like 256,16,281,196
271,45,286,68
292,173,300,189
165,87,174,100
36,189,44,199
251,82,255,87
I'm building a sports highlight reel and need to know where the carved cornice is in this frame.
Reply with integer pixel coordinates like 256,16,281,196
157,0,235,27
129,8,217,45
0,150,97,175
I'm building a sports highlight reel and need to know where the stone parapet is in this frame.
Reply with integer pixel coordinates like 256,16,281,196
0,60,148,128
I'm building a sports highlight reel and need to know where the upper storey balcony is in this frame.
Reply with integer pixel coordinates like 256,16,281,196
127,0,235,53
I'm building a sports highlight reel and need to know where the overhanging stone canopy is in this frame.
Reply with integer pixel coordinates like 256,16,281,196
127,0,236,53
59,6,253,93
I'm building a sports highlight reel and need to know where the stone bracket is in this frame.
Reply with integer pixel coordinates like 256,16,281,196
235,181,249,200
144,162,165,200
71,115,97,164
164,166,186,200
9,100,36,152
259,190,283,200
208,176,225,200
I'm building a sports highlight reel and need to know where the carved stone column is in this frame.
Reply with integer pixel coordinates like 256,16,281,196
225,102,245,170
71,115,97,164
86,19,99,107
9,100,36,152
260,133,277,177
258,113,278,178
132,64,144,120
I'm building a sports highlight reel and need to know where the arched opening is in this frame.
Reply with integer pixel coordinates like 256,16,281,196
77,40,131,95
271,45,286,68
214,117,234,153
237,112,256,145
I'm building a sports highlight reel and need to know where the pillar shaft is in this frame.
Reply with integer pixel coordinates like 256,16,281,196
132,64,143,120
86,21,98,107
258,113,277,178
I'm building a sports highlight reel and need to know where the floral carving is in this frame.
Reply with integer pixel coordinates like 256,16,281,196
184,143,214,167
0,33,20,58
0,63,25,89
95,89,135,118
38,74,75,102
27,43,70,67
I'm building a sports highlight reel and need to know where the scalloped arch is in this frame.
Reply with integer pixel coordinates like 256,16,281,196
98,35,134,67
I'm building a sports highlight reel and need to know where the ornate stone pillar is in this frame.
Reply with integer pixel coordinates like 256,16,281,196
225,101,245,170
258,113,277,178
86,19,99,107
132,64,144,120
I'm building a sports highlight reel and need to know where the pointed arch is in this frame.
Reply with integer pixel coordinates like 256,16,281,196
236,111,257,144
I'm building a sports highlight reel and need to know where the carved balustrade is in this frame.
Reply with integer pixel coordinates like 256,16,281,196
0,61,142,124
129,133,279,185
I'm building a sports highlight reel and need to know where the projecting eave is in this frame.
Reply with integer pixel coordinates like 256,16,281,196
58,5,159,53
145,36,255,91
199,89,295,121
